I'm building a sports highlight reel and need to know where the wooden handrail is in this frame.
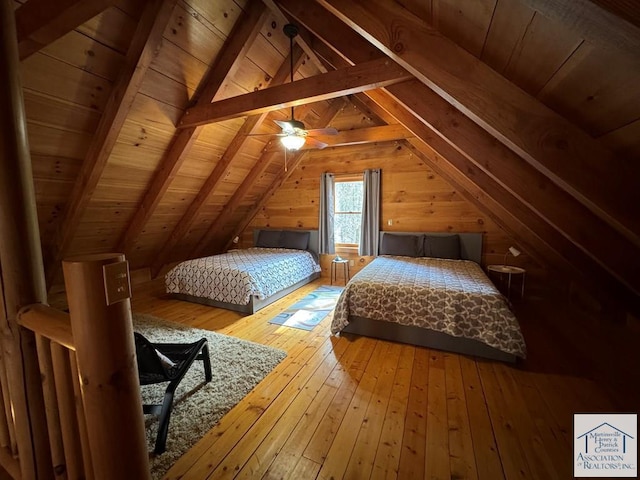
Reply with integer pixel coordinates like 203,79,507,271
17,304,75,351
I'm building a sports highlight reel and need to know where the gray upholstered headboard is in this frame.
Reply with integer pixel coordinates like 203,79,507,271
378,231,483,264
253,229,320,257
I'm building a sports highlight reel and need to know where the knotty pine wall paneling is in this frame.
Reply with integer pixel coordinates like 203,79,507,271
19,5,135,257
243,141,543,284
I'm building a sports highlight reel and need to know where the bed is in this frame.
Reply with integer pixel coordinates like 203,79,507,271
331,232,526,362
165,229,321,314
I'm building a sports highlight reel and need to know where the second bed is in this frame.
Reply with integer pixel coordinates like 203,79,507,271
165,229,321,314
331,232,526,362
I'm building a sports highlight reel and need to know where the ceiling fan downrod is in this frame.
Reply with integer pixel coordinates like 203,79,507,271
283,23,299,123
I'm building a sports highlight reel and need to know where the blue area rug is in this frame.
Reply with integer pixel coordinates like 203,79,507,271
268,285,344,331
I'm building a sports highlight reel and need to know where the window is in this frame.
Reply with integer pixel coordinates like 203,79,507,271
334,177,363,247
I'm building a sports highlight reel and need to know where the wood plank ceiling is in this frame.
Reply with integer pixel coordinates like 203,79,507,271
9,0,640,313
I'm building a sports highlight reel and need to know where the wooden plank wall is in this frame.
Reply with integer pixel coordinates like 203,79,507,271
242,134,545,287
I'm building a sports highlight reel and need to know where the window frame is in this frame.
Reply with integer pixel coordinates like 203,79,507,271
333,174,364,253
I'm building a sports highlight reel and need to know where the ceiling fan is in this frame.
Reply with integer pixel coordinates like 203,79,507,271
267,24,338,151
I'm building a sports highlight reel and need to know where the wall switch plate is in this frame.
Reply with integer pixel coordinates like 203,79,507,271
349,260,355,266
387,219,393,226
103,261,131,306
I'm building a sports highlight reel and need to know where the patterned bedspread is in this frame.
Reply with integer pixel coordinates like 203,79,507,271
165,248,321,305
331,256,526,358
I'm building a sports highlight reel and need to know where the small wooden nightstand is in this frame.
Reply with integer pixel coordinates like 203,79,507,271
487,264,526,299
331,258,350,285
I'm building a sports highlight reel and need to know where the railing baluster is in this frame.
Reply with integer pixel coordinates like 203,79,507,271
0,359,11,449
69,352,94,480
34,336,66,478
51,344,84,478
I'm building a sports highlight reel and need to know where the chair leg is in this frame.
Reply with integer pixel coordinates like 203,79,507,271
154,390,175,454
201,343,212,382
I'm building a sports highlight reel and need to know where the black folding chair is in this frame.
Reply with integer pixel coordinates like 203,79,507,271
134,332,212,454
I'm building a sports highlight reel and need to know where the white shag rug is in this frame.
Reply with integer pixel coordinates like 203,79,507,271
132,313,287,479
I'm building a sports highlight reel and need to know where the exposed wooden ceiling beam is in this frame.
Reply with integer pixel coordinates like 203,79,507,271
519,0,640,57
194,1,268,104
591,0,640,29
349,92,593,290
46,0,177,285
149,117,269,275
367,90,640,309
178,57,412,128
403,141,630,313
148,45,307,277
381,84,640,295
221,98,347,252
348,94,389,125
15,0,116,60
280,0,640,302
116,0,269,255
316,0,640,244
194,151,282,258
191,105,320,258
404,142,568,268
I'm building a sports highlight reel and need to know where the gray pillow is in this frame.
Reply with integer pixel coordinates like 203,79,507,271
380,233,423,257
256,230,282,248
280,230,310,250
424,234,460,259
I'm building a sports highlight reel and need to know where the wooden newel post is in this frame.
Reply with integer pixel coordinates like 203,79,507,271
62,254,150,479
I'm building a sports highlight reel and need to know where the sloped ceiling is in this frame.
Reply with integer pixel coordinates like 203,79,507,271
10,0,640,312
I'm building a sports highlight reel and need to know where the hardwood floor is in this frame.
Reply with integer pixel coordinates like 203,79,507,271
130,279,637,480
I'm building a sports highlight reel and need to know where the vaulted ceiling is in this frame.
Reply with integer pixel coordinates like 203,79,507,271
10,0,640,312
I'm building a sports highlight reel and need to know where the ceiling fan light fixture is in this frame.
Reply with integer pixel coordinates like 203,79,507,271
280,134,306,150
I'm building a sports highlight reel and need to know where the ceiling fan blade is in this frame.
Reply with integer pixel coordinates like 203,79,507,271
305,137,329,149
306,127,338,136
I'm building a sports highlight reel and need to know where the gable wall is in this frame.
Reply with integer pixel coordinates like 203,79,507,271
242,141,546,287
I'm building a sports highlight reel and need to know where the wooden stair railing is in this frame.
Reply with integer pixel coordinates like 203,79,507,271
15,254,151,480
18,305,84,479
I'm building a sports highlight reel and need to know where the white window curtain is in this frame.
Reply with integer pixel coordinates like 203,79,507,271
319,172,335,254
359,169,381,256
